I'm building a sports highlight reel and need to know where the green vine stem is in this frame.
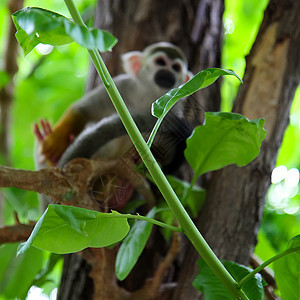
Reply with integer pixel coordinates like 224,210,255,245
237,247,300,289
64,1,248,298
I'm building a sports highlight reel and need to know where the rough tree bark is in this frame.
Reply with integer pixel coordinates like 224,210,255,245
58,0,300,299
172,0,300,299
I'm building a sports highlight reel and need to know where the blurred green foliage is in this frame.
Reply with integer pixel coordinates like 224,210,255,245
0,0,93,298
221,0,269,111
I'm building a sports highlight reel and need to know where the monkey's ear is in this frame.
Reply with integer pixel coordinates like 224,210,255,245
121,51,143,77
185,70,194,82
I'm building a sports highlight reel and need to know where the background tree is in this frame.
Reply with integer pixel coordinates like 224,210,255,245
0,0,299,299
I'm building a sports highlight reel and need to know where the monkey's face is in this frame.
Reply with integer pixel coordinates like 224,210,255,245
153,53,182,89
139,51,190,92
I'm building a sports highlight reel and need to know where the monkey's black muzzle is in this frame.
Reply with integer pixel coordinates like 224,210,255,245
154,69,176,89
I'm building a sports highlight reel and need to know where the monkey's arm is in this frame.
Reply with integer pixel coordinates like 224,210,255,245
58,113,156,167
58,112,193,170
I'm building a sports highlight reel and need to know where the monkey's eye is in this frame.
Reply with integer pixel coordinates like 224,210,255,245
155,57,167,66
172,63,182,72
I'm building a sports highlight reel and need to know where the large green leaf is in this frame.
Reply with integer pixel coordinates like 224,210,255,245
274,235,300,300
115,207,156,281
185,112,266,177
0,244,45,298
147,69,242,147
152,68,242,119
12,7,117,55
274,252,300,300
17,204,130,254
193,259,264,300
33,253,62,287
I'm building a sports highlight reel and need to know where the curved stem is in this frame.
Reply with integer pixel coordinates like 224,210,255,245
147,117,163,147
64,1,248,299
237,247,300,289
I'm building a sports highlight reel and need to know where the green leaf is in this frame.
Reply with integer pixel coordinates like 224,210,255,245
272,234,300,300
18,204,130,254
115,207,156,280
152,68,242,119
287,234,300,251
167,175,206,218
274,252,300,300
156,202,174,240
193,259,264,300
33,253,62,287
147,68,242,148
0,244,45,298
12,7,117,55
185,112,266,177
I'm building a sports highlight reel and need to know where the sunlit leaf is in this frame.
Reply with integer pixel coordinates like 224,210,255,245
185,112,266,177
115,207,156,280
12,7,117,55
193,259,264,300
18,204,130,254
152,68,242,119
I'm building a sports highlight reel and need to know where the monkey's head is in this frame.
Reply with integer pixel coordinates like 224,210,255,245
122,42,193,92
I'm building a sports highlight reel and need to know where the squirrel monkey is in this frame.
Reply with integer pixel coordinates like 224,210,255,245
34,42,193,166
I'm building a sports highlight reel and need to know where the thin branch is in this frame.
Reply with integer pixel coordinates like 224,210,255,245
131,232,181,300
0,223,35,244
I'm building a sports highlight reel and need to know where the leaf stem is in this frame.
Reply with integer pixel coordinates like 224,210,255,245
101,213,183,232
181,173,198,204
147,117,163,147
237,247,300,289
64,1,248,298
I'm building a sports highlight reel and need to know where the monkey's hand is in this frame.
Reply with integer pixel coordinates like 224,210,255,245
34,120,74,165
34,108,86,165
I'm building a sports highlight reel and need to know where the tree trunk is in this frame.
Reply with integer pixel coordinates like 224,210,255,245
58,0,300,299
172,0,300,298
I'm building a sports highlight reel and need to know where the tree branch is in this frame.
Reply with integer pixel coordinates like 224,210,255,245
0,157,154,210
0,223,34,244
